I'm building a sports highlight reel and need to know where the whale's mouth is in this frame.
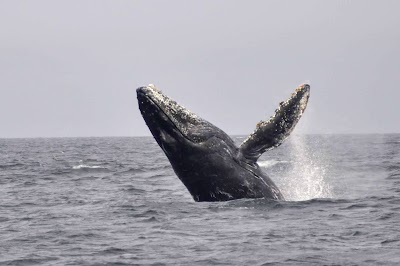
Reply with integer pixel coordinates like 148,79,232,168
137,88,189,143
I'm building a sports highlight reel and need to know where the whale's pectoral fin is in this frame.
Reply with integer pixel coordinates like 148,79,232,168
239,84,310,163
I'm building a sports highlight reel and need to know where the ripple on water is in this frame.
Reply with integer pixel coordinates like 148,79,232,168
1,136,400,265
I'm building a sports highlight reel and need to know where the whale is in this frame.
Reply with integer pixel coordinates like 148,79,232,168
137,84,310,202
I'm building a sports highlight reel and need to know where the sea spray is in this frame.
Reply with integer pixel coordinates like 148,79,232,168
280,134,333,201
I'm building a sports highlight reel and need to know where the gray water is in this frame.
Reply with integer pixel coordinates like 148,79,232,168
1,135,399,265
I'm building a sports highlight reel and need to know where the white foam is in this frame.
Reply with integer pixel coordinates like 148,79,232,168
72,164,103,169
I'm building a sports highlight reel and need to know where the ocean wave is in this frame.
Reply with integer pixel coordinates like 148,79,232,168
2,136,400,265
219,197,350,210
0,163,25,169
120,167,147,174
72,164,105,170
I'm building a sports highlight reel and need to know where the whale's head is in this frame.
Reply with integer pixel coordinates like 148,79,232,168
137,84,236,159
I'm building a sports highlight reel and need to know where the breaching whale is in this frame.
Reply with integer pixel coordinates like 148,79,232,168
137,84,310,202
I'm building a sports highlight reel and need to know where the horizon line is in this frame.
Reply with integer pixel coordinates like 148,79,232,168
1,132,400,140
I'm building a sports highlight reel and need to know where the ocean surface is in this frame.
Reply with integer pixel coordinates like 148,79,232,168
1,135,400,265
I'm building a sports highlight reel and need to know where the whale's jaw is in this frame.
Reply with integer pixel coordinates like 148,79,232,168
137,84,232,147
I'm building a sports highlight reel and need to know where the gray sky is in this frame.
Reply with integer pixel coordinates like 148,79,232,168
1,0,399,138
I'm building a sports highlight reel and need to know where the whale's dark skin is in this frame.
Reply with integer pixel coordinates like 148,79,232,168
137,84,310,202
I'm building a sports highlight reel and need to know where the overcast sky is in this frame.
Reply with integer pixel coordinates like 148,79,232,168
1,0,399,138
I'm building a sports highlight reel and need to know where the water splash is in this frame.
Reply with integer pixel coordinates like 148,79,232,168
280,135,333,201
258,160,284,168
